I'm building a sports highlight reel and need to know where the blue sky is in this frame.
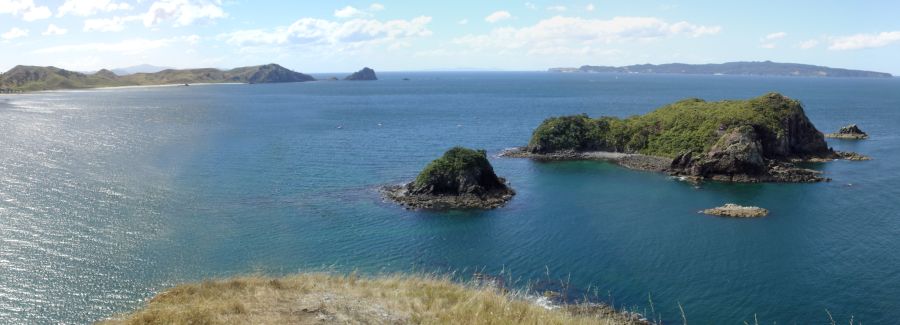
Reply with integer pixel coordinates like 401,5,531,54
1,0,899,74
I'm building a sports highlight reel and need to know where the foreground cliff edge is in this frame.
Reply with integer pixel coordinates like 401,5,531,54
98,273,645,325
384,147,515,209
503,93,868,183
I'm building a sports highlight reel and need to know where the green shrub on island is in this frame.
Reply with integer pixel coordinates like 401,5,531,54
527,93,830,159
412,147,506,195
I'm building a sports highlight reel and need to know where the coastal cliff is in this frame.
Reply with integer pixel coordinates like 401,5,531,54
0,63,315,91
506,93,866,182
384,147,514,209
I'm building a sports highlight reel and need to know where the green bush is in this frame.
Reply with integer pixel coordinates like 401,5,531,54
526,93,811,158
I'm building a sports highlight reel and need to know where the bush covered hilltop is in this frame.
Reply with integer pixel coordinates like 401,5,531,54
505,93,867,182
384,147,515,209
99,273,644,325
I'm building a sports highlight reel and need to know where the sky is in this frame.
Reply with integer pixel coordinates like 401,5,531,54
1,0,899,74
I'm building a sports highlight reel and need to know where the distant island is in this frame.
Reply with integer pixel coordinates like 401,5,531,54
0,64,382,92
503,93,868,183
549,61,892,78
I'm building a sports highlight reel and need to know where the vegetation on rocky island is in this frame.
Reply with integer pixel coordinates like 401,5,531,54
527,92,831,160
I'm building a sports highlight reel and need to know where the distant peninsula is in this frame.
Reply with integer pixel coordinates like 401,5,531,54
0,64,376,92
503,93,868,183
549,61,892,78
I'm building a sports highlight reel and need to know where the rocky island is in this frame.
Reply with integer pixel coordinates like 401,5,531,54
503,93,867,183
825,124,869,139
701,204,769,218
384,147,515,209
345,67,378,81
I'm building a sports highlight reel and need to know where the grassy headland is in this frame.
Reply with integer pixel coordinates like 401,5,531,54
99,273,644,325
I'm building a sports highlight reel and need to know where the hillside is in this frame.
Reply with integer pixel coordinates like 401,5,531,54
0,64,315,91
549,61,892,78
99,273,644,325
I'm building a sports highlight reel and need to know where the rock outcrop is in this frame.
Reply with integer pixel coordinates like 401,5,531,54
701,204,769,218
384,147,514,209
825,124,868,139
515,93,866,183
344,67,378,81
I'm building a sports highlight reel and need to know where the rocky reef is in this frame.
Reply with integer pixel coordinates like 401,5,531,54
505,93,867,183
344,67,378,81
825,124,868,139
384,147,514,209
701,204,769,218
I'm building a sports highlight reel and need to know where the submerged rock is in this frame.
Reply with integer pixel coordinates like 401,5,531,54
344,67,378,81
701,204,769,218
825,124,868,139
384,147,514,209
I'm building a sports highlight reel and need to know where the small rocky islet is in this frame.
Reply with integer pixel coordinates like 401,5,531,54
383,147,515,209
502,92,869,183
825,124,869,140
344,67,378,81
701,204,769,218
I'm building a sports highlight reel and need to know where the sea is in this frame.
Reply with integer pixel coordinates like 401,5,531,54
1,72,899,324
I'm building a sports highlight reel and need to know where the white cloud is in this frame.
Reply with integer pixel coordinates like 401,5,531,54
220,16,433,53
798,39,819,49
369,3,385,11
760,43,776,49
455,16,720,54
458,19,468,25
485,11,511,23
762,32,787,41
829,31,900,50
57,0,132,17
547,6,567,12
334,6,368,18
33,36,197,55
143,0,227,27
586,4,595,12
84,15,141,32
524,2,536,10
42,24,68,36
0,0,52,21
2,27,29,40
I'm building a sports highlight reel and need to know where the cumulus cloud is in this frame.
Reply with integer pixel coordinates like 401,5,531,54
369,3,385,11
0,0,52,21
586,4,595,12
456,16,720,54
334,6,368,18
524,2,536,10
33,36,198,55
485,11,511,23
760,43,776,49
42,24,68,36
829,31,900,50
798,39,819,49
143,0,226,27
2,27,29,40
219,16,433,53
57,0,132,17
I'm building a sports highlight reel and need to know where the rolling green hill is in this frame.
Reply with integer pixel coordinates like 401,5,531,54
0,63,315,92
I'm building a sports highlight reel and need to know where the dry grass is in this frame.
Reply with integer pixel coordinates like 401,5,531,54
99,273,647,325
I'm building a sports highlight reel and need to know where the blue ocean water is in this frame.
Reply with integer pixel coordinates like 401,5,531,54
1,72,899,324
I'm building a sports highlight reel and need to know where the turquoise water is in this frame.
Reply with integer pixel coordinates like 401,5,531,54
1,72,899,324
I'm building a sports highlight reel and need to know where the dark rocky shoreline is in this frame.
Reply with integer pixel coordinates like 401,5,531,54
382,182,515,210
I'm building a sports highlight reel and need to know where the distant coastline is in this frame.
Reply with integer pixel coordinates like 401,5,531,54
549,61,893,78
